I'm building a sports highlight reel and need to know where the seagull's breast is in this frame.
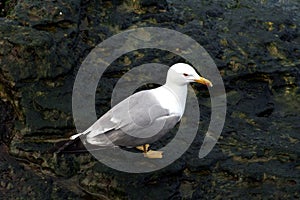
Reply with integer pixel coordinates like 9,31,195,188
150,86,184,118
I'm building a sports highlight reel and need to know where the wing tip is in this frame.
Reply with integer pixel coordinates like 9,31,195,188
70,132,83,140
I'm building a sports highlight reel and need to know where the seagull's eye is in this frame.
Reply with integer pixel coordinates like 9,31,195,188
183,73,189,77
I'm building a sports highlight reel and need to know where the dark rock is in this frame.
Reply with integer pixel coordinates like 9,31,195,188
0,0,17,17
0,144,82,199
0,99,15,145
0,0,300,199
206,8,224,18
140,0,168,10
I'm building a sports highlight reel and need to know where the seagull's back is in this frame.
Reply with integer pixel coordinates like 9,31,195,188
82,87,182,147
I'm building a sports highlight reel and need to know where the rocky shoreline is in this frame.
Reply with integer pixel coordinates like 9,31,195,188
0,0,299,199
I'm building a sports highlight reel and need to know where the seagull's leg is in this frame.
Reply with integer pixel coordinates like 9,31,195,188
135,144,163,159
144,149,163,159
136,144,149,152
143,144,149,153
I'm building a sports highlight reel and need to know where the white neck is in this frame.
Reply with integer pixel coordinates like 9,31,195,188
163,82,188,114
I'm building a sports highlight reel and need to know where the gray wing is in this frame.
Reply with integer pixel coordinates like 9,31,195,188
83,90,180,147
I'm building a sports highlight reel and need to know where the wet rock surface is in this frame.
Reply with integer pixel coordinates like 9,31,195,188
0,0,299,199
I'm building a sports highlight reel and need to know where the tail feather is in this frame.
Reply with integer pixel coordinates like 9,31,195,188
49,134,117,154
51,136,86,154
70,132,85,140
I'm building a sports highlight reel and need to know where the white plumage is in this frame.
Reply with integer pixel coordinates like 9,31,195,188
69,63,212,150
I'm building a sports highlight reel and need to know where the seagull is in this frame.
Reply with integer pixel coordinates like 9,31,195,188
59,63,212,158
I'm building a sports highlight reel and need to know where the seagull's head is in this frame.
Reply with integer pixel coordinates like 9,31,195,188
167,63,213,87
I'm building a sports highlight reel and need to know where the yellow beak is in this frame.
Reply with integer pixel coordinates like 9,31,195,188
195,77,213,87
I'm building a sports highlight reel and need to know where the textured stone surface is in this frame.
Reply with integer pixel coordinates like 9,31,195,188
0,0,299,199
